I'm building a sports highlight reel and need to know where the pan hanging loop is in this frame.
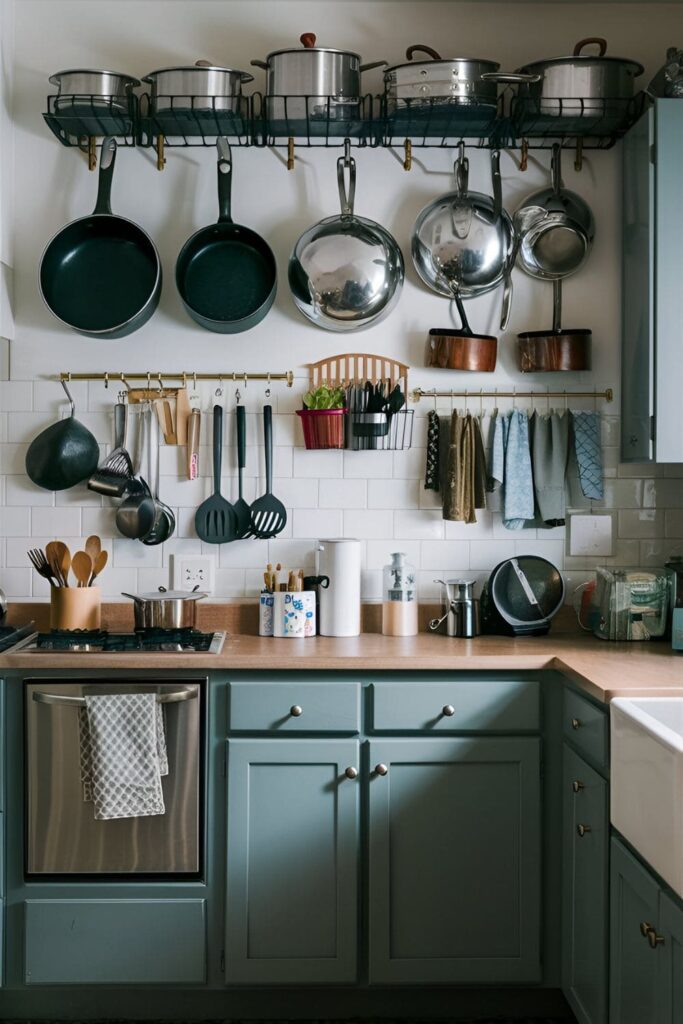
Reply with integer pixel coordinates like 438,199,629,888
104,372,109,390
265,371,271,399
455,141,469,195
60,378,76,417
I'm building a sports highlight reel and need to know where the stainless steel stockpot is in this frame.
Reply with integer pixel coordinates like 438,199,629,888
384,45,533,107
142,62,254,113
49,69,140,114
121,588,207,630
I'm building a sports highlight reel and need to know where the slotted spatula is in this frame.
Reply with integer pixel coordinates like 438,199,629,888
195,405,238,544
249,404,287,539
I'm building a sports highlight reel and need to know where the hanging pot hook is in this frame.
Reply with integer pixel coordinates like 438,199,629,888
265,371,271,399
60,378,75,417
215,375,223,398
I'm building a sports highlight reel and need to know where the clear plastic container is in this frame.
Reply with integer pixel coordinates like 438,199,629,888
382,552,418,637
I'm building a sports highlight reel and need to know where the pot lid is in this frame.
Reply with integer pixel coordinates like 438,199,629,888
142,62,252,80
517,53,643,75
125,589,208,601
489,556,564,625
263,45,362,60
385,56,498,74
49,69,141,85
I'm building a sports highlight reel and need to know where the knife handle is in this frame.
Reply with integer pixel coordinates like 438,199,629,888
187,408,201,480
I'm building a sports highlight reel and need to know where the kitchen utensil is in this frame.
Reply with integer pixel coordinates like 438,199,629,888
412,146,514,299
233,405,252,538
517,279,591,371
429,579,481,637
85,535,101,565
28,548,60,587
195,405,238,544
289,149,404,331
481,556,565,636
87,395,134,496
89,549,108,585
176,137,276,334
121,587,207,630
515,38,644,130
187,407,201,480
249,405,287,539
49,68,140,112
141,405,176,546
115,476,156,540
25,380,100,492
316,538,361,637
71,551,93,588
46,541,71,588
50,585,101,630
251,33,386,122
142,61,254,115
384,45,535,108
40,137,161,338
514,144,595,280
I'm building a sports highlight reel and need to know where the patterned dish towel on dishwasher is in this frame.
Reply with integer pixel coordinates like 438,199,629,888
78,692,168,820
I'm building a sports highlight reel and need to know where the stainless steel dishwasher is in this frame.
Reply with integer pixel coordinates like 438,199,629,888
25,678,203,875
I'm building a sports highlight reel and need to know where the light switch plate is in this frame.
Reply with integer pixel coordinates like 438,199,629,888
567,513,615,557
171,554,216,593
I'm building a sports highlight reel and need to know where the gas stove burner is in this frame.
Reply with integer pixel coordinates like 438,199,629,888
29,627,225,655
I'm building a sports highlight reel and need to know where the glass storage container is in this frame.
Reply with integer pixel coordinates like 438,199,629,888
382,552,418,636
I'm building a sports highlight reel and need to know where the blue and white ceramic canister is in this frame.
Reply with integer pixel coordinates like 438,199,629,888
273,591,316,638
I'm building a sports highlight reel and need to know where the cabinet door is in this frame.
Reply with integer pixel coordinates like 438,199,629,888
610,838,664,1024
368,737,541,984
562,745,609,1024
660,891,683,1024
225,738,359,984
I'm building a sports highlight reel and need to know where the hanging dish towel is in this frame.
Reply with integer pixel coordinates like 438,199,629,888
79,693,168,821
487,410,506,513
424,409,441,491
442,411,487,523
503,410,535,530
532,411,570,526
572,411,604,500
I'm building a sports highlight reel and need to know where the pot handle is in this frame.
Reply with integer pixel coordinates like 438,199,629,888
92,137,116,216
573,37,607,57
216,137,233,224
250,59,268,70
359,59,388,73
552,279,563,334
406,44,442,61
454,141,469,195
500,272,513,332
481,71,542,83
551,142,562,197
337,148,356,217
121,592,144,607
300,32,317,48
491,148,502,221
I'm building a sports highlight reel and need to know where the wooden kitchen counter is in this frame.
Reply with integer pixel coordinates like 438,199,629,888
1,603,681,702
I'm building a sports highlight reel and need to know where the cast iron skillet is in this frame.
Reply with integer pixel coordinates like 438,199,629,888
175,137,277,333
39,137,161,339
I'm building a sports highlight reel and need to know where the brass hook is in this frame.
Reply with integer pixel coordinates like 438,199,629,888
403,138,412,172
104,372,109,390
265,371,271,399
520,138,529,172
287,137,295,171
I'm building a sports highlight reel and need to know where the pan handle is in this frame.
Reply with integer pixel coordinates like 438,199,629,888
406,44,442,61
93,137,116,216
551,142,562,197
236,403,247,474
491,149,502,221
216,137,233,224
337,152,356,217
552,279,563,334
263,404,273,494
213,405,223,494
359,60,388,73
250,59,268,70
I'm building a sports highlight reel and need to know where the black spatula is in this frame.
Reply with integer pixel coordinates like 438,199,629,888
233,404,251,538
249,404,287,539
195,405,238,544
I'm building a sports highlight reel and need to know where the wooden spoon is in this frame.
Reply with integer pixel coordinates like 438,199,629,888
85,534,101,565
72,551,93,588
89,549,108,586
46,540,71,587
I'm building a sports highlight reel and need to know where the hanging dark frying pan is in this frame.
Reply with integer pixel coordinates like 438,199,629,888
176,138,277,333
39,137,161,339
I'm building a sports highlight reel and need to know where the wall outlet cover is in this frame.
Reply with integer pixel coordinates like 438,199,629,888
171,554,216,594
567,513,615,557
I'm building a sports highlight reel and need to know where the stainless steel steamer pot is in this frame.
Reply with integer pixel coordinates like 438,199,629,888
49,69,140,114
384,45,535,106
142,61,254,113
121,588,207,630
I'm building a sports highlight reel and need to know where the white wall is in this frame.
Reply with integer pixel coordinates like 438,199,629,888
1,0,683,601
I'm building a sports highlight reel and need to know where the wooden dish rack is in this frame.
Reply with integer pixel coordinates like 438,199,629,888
307,354,409,392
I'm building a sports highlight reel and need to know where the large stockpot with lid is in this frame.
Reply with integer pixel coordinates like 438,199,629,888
121,587,207,630
142,61,254,114
384,45,536,107
50,69,140,110
251,33,386,120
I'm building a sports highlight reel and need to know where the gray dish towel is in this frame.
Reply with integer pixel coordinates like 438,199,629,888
79,693,168,821
503,410,535,530
532,411,569,526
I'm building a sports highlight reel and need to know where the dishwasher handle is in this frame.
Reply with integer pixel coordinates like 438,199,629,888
32,687,198,707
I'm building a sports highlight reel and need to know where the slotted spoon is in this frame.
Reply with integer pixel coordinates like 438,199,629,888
195,405,238,544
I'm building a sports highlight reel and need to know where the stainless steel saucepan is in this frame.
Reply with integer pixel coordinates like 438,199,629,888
121,587,207,630
49,68,140,111
385,45,536,107
142,61,254,114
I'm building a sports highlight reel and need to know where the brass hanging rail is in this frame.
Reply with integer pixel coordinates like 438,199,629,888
57,370,294,387
412,386,614,403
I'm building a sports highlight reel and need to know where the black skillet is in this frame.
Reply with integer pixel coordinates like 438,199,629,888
175,137,277,334
39,137,161,339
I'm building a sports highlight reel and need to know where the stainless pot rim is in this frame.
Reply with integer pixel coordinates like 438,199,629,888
261,46,362,61
50,69,141,87
385,56,499,75
517,55,644,76
135,590,207,601
143,65,253,81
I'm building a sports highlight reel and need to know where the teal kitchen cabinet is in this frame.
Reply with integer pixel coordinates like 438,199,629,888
660,890,683,1024
622,99,683,463
225,737,360,984
367,736,541,984
561,744,609,1024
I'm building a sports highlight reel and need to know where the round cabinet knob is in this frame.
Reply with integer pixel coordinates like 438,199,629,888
576,824,592,837
442,704,455,717
572,780,585,793
571,717,581,730
374,763,389,776
344,766,358,780
290,705,303,717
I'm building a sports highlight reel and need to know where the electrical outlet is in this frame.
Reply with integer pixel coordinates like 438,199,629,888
567,513,615,557
171,554,216,593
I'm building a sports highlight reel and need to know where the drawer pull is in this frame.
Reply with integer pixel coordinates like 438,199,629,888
572,780,585,793
646,927,665,950
571,717,582,730
442,704,455,717
290,705,303,717
344,766,358,780
577,824,592,837
374,763,389,776
640,921,654,938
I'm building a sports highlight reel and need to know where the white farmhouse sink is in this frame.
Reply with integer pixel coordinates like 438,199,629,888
611,697,683,898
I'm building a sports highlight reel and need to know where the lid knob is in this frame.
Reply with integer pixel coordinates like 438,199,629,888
300,32,317,48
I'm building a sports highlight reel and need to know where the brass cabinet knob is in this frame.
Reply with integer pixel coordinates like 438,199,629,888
374,763,389,776
571,717,581,730
577,824,592,837
442,704,455,717
647,928,665,950
290,705,303,717
572,780,585,793
344,766,358,780
640,921,653,938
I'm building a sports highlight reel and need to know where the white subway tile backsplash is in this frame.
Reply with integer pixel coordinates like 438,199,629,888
394,509,444,540
639,539,683,566
293,448,343,479
420,540,470,570
293,508,343,539
368,479,419,510
6,474,54,506
343,509,393,539
0,381,32,411
31,506,81,537
469,540,518,571
365,539,421,571
219,538,269,569
81,507,118,537
666,510,683,538
113,538,163,569
0,506,30,536
1,567,32,598
343,451,394,479
318,478,366,509
618,509,665,539
267,477,319,509
445,513,494,539
267,538,317,569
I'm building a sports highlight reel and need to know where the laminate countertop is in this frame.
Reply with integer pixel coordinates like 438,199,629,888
1,626,681,704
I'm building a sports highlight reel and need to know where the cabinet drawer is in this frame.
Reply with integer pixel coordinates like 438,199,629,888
228,681,360,733
24,899,206,985
371,678,539,732
563,688,608,773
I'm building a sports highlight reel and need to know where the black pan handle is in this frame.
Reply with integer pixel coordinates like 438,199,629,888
216,137,233,224
213,405,223,494
93,137,116,216
263,404,273,493
236,403,247,478
453,290,473,337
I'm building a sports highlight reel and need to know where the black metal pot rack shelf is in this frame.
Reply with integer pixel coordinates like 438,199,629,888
43,89,651,170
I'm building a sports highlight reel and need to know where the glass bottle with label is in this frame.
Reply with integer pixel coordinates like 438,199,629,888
382,552,418,636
